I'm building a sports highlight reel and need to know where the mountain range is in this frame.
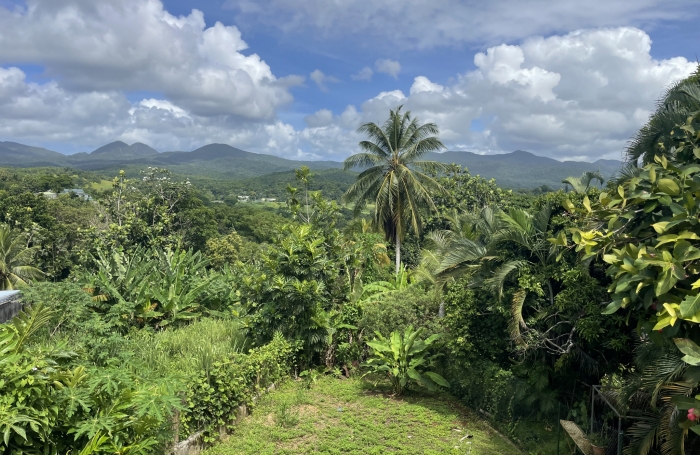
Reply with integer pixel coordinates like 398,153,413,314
0,140,622,189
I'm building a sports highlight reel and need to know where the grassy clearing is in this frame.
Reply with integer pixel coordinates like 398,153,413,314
87,179,114,191
204,376,521,455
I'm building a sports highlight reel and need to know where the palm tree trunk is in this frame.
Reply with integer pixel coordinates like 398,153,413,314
395,231,401,276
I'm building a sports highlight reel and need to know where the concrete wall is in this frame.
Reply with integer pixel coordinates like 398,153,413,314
0,294,23,323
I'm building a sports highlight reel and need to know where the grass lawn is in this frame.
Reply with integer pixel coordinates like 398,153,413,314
87,179,114,191
204,376,521,455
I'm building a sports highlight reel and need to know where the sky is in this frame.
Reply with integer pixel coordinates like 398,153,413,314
0,0,698,161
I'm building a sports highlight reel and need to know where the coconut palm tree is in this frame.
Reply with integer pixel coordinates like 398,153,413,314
343,106,447,274
0,224,44,290
626,66,700,165
561,171,605,193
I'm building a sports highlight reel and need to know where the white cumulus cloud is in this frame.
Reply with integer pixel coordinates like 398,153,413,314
309,69,340,92
0,5,695,165
296,27,696,161
351,67,374,81
375,59,401,78
0,0,301,119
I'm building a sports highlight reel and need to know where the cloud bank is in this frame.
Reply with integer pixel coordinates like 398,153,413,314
301,28,695,161
227,0,699,49
0,0,695,161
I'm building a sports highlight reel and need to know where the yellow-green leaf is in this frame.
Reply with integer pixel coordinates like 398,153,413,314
583,196,592,213
563,199,576,212
657,178,680,196
680,294,700,319
652,222,669,234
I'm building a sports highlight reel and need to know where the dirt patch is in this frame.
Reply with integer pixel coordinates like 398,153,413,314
297,404,320,417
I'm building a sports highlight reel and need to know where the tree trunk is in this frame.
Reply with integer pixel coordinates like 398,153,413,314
438,301,445,318
395,231,401,276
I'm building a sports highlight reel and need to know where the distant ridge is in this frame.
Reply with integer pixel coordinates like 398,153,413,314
427,150,621,189
0,140,622,188
90,141,159,158
0,141,67,165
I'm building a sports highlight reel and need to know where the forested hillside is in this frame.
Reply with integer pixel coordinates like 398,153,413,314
1,139,620,189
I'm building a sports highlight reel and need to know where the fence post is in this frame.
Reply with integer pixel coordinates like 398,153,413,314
556,402,561,455
618,430,624,455
590,386,595,434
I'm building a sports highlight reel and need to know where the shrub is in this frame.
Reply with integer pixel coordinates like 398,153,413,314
0,305,180,454
181,332,293,442
441,277,510,364
446,359,515,419
358,287,442,338
20,282,131,365
205,232,243,269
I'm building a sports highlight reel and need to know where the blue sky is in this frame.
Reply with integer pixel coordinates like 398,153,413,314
0,0,698,160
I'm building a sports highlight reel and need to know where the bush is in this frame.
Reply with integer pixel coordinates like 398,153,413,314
20,282,131,365
358,287,442,337
441,277,510,364
447,359,515,419
182,332,293,441
0,304,180,454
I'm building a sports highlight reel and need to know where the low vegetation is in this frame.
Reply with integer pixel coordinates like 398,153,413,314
204,375,519,455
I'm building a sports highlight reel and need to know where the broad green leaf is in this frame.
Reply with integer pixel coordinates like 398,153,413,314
406,368,423,383
652,222,669,234
424,371,450,387
678,231,700,240
674,241,700,262
390,331,401,360
657,178,681,195
672,395,700,410
655,154,669,169
366,341,391,352
674,338,700,358
424,333,443,345
583,196,592,213
681,355,700,366
682,164,700,177
602,300,622,315
655,269,677,296
655,234,679,247
680,294,700,319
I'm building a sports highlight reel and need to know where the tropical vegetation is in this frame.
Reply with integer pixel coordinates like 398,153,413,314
2,67,700,455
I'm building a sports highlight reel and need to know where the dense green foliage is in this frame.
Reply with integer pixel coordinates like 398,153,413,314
5,71,700,454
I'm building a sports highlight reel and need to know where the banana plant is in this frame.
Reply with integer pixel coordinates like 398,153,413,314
147,249,211,326
364,325,448,395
